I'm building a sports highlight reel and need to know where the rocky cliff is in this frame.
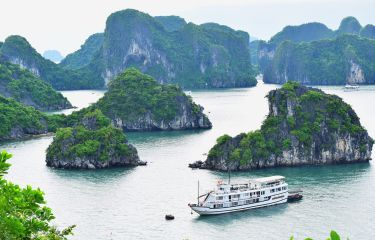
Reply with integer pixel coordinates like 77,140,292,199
46,109,143,169
263,35,375,85
95,68,212,131
0,60,72,111
257,17,375,85
195,82,373,171
0,35,103,90
65,9,256,89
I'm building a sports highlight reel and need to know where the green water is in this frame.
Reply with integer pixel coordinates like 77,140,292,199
2,84,375,239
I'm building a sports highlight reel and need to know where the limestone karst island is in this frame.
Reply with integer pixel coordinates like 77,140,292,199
0,2,374,240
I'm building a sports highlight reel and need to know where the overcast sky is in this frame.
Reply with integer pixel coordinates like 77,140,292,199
0,0,373,55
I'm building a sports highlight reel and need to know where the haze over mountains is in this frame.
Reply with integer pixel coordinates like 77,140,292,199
1,10,375,93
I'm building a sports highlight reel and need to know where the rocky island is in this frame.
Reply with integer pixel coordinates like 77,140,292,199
192,82,373,171
0,95,52,141
46,108,143,169
0,60,72,111
0,35,103,90
257,17,375,85
61,9,256,89
95,68,212,131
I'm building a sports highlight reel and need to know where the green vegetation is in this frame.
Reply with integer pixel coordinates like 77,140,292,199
46,108,132,163
208,82,372,167
269,22,334,46
0,35,103,90
96,68,202,122
68,9,256,89
0,150,75,239
258,17,375,84
0,95,49,140
290,230,344,240
0,60,72,110
360,25,375,39
337,16,362,35
60,33,104,70
263,34,375,85
154,16,187,32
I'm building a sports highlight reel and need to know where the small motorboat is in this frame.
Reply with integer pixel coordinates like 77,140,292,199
165,214,175,220
287,190,303,202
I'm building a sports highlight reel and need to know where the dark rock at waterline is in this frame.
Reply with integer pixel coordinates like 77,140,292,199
197,82,374,171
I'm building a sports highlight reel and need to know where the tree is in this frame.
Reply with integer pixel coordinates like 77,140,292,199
0,150,75,239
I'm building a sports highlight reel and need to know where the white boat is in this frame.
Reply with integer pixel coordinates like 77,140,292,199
189,176,288,215
344,84,359,90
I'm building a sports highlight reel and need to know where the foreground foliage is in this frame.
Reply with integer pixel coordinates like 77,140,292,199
290,230,345,240
0,150,75,239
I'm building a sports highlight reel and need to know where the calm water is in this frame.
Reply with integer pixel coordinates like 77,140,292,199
2,83,375,240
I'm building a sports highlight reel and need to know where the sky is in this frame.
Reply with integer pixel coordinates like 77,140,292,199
0,0,373,56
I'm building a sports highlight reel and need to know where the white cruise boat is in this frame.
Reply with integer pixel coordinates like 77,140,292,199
189,176,288,215
344,84,359,90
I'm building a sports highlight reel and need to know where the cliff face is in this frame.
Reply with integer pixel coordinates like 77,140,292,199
0,35,103,90
96,68,212,131
257,17,375,85
0,60,72,111
67,9,255,89
46,109,142,169
200,82,373,171
263,35,375,85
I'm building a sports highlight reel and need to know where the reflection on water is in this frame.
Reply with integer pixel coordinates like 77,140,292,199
49,167,136,184
1,83,375,240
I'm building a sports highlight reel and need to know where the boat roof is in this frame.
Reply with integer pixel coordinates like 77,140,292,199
253,176,285,184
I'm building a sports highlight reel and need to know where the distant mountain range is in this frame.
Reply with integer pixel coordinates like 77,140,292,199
1,11,375,88
256,17,375,85
60,9,256,89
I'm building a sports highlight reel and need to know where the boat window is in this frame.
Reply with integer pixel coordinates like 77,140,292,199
232,202,238,206
246,200,251,204
216,196,224,200
217,204,223,208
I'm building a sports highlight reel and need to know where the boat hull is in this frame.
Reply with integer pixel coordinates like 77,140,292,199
190,194,287,215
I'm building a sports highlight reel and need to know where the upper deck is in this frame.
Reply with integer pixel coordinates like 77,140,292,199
215,176,286,194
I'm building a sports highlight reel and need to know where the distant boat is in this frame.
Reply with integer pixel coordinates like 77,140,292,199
189,176,288,215
344,84,359,90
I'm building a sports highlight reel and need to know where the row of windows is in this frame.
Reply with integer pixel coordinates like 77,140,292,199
270,186,287,193
216,191,266,200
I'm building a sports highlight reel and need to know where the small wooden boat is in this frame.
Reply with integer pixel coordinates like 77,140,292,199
165,214,175,220
287,190,303,202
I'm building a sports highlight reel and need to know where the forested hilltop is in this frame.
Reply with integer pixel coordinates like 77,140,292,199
60,9,256,89
257,17,375,85
0,60,72,111
0,35,103,90
192,82,373,171
95,68,212,131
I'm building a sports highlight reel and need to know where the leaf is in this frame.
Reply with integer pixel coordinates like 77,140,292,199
330,231,341,240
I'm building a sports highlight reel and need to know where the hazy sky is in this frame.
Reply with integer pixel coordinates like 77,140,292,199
0,0,373,55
